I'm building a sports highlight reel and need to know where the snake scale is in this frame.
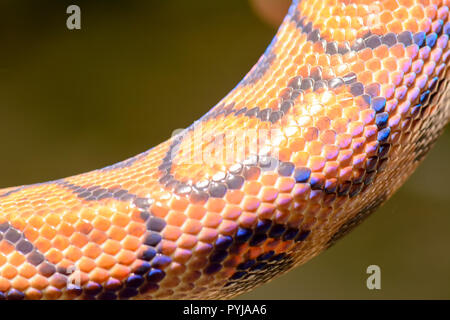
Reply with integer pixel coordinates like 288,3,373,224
0,0,449,300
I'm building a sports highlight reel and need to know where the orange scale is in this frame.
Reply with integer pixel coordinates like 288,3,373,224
150,203,169,219
387,20,404,34
367,59,382,73
293,54,306,68
98,207,114,219
309,156,326,172
243,196,261,212
203,212,223,229
274,209,290,224
243,181,261,196
225,190,244,205
89,230,108,245
64,245,83,263
338,148,354,167
177,233,198,249
390,71,405,86
318,54,331,67
70,231,90,248
238,211,258,228
186,204,207,221
289,137,306,152
221,204,241,221
126,221,146,238
354,95,371,110
315,116,331,131
197,227,218,243
326,105,343,120
261,173,279,186
359,48,373,61
256,202,276,220
78,257,96,273
167,211,187,227
23,227,39,243
218,219,238,235
425,5,437,19
75,220,94,235
335,28,348,43
330,54,343,67
9,251,26,267
412,5,426,19
89,268,110,284
52,235,70,251
339,166,354,181
12,277,29,292
365,141,380,157
394,7,409,20
107,226,127,241
404,18,419,33
398,57,413,73
335,61,351,75
284,64,298,79
121,236,140,252
380,11,394,24
182,218,202,235
347,22,360,38
326,16,339,29
97,253,116,270
375,69,390,84
206,197,226,213
116,250,135,266
80,208,96,222
308,140,324,156
351,136,367,152
304,127,319,141
43,286,63,299
166,263,186,278
29,215,44,229
348,121,364,137
261,187,279,202
324,161,339,178
34,238,52,254
349,60,365,74
332,118,349,134
291,151,309,167
391,43,407,59
297,64,311,78
383,56,398,71
25,288,43,300
173,248,192,264
110,265,130,281
1,264,18,280
163,225,182,242
352,154,367,169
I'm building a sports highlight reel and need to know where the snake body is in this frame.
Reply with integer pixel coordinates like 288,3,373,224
0,0,449,300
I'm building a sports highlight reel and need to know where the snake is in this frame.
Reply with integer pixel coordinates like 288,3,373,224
0,0,449,300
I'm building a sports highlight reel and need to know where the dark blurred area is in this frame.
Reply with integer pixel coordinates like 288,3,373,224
0,0,449,299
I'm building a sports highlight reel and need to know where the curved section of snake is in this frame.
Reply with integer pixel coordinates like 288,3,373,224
0,0,449,300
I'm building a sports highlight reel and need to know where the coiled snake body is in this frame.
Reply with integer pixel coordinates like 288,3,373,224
0,0,449,300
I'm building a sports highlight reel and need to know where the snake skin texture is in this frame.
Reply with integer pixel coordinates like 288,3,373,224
0,0,449,300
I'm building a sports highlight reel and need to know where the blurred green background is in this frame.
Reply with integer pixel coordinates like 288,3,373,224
0,0,449,299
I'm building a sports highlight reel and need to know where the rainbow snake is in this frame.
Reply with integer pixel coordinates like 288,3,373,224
0,0,449,300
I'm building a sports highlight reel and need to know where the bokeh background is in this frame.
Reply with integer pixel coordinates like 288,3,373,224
0,0,449,299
